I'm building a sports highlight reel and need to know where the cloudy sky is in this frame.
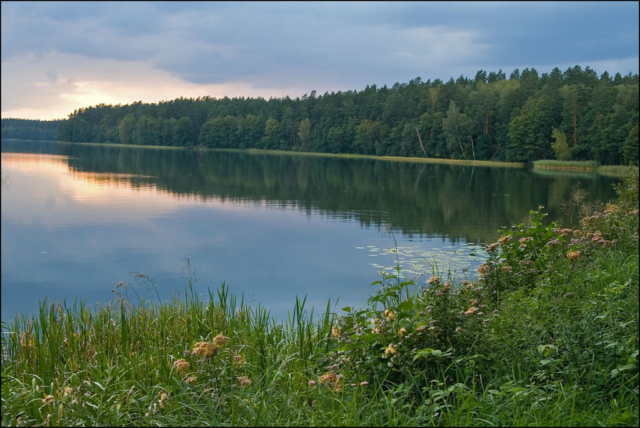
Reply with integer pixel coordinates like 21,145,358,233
1,1,638,120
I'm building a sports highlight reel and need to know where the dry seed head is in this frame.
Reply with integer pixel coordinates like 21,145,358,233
173,359,190,376
237,376,252,387
212,334,229,347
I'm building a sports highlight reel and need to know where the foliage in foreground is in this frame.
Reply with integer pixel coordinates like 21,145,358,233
2,169,638,427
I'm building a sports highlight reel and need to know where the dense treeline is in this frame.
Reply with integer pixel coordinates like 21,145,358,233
55,66,638,164
1,118,60,141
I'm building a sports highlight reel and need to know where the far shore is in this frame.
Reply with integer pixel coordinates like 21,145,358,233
3,139,526,168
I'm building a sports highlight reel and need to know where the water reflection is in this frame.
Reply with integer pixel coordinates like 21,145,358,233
2,140,619,242
1,140,620,322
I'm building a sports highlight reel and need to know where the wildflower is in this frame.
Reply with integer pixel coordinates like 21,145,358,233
384,343,398,356
372,327,381,334
519,260,534,267
605,204,618,214
519,237,533,243
485,243,499,252
185,377,197,384
455,327,463,333
428,276,440,284
388,362,394,368
237,376,252,387
567,251,580,261
43,395,55,405
483,319,490,325
332,325,342,338
232,354,245,365
320,373,336,384
158,392,168,409
478,263,489,276
477,312,484,316
546,239,561,248
557,228,573,236
308,380,316,387
502,265,512,273
573,229,582,238
192,342,219,358
384,309,395,321
426,306,434,312
498,235,512,245
398,327,407,337
416,325,426,332
173,359,190,376
360,381,368,386
428,326,436,331
212,334,229,347
63,386,75,396
464,307,479,316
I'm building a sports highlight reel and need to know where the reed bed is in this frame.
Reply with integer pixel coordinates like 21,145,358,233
597,165,635,178
533,160,600,171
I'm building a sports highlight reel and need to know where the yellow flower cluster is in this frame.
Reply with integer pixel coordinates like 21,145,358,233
192,342,219,358
427,276,440,284
478,263,490,276
384,343,398,356
173,359,190,376
567,251,580,261
212,334,229,347
319,372,343,392
605,203,618,214
383,309,395,321
398,327,407,337
497,235,512,245
485,242,499,252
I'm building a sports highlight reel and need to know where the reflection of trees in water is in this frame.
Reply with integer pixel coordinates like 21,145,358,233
40,142,619,242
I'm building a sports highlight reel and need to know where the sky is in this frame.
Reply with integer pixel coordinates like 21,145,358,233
1,1,638,121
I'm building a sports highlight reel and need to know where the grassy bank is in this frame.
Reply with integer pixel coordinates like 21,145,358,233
533,160,600,172
47,140,525,168
597,165,635,178
533,160,635,178
2,170,638,427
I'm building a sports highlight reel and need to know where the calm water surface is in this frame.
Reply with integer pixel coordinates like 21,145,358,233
1,140,619,322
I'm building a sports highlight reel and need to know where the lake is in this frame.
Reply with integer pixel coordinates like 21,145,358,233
0,140,619,322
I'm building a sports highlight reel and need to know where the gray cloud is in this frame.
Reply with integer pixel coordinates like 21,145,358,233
1,1,638,111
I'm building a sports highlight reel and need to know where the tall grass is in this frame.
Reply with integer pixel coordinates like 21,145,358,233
2,169,638,427
533,160,600,171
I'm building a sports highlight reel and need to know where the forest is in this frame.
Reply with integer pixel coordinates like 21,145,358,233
5,66,639,165
1,118,61,141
